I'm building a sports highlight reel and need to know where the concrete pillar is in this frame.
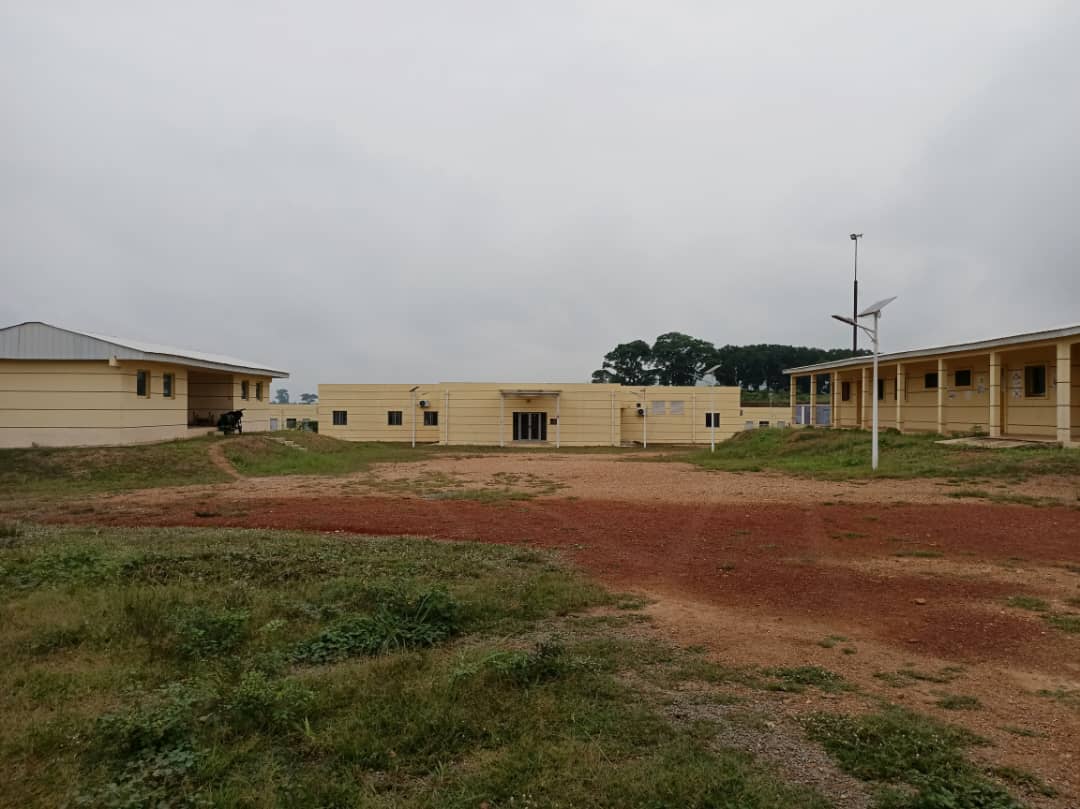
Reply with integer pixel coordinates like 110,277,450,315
809,374,817,425
1057,341,1073,446
937,358,946,435
896,363,905,433
790,375,797,425
860,367,869,429
989,351,1001,438
832,371,838,428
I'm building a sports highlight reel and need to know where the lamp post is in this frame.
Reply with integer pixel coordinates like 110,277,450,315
702,364,722,452
849,233,863,352
832,296,896,470
409,385,419,448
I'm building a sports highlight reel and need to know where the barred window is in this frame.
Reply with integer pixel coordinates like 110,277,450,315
332,410,347,426
387,411,403,425
651,400,665,416
669,400,685,415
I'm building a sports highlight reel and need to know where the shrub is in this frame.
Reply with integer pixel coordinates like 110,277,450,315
170,606,250,659
452,641,598,687
225,670,315,733
293,588,460,665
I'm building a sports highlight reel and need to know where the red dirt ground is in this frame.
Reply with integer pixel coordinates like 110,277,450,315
52,496,1080,668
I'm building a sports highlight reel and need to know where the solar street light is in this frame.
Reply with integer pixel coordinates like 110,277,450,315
832,295,896,470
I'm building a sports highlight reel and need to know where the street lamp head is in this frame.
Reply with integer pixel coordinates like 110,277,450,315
850,233,863,240
858,296,897,318
832,314,859,328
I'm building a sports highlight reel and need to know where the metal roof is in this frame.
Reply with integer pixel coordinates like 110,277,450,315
0,321,289,378
784,323,1080,376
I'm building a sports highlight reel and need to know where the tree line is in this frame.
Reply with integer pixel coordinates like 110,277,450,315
591,332,869,390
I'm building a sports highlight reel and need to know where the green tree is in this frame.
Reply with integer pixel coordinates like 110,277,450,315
299,393,318,404
274,388,290,404
592,340,656,385
650,332,718,386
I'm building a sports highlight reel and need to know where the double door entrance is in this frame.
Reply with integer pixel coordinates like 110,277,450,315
512,411,548,442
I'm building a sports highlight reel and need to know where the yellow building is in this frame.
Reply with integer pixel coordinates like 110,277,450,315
318,382,741,447
0,321,288,448
785,324,1079,446
266,403,319,431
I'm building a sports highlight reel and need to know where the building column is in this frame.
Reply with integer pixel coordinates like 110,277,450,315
896,363,905,433
989,351,1001,438
831,371,838,428
790,376,797,425
937,358,946,435
1057,341,1073,446
860,367,869,429
809,374,817,425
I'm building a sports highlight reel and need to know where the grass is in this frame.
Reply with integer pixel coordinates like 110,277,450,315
0,436,232,497
687,427,1080,480
1005,595,1049,612
805,707,1023,808
0,524,829,809
935,694,982,711
873,667,965,688
762,666,849,694
1042,612,1080,633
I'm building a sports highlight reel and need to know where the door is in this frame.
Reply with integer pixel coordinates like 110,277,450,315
512,412,548,441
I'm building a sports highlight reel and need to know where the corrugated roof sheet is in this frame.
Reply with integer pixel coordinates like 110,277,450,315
0,321,289,377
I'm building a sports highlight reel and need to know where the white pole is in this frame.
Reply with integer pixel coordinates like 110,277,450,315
872,313,880,470
411,389,416,448
499,396,504,448
711,394,716,452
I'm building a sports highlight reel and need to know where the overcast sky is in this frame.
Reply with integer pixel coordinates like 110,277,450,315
3,2,1078,396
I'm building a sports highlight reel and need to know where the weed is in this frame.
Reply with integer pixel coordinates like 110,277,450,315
874,667,965,688
999,725,1045,738
894,550,943,559
1005,595,1049,612
936,694,982,710
293,588,460,664
1043,613,1080,633
805,707,1021,809
817,634,849,649
25,624,87,655
988,765,1058,797
224,670,315,733
763,666,848,693
170,605,250,659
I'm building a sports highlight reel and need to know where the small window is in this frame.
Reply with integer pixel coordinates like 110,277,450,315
1024,365,1046,397
651,400,665,416
136,369,149,397
241,380,250,400
332,410,348,426
255,382,263,401
163,372,174,398
704,412,720,428
954,369,972,388
841,381,851,402
924,372,938,390
878,379,886,401
387,410,403,426
286,418,297,429
423,411,439,426
670,400,685,415
759,420,770,428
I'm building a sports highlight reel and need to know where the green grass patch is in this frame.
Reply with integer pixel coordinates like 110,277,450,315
805,707,1022,808
0,524,828,809
988,765,1057,797
935,694,982,711
763,666,848,693
687,427,1080,480
1042,612,1080,633
1005,595,1049,612
873,667,965,688
0,436,231,497
893,549,943,559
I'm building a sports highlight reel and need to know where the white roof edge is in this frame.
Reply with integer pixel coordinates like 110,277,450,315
1,321,289,378
784,323,1080,375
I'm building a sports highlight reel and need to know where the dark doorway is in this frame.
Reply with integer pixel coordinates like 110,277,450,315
512,411,548,441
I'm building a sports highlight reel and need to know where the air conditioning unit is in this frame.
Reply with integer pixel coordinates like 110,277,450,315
637,407,646,416
418,400,430,408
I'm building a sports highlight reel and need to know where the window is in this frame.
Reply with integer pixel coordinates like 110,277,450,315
163,373,174,398
841,381,851,402
924,372,938,390
241,380,249,400
332,410,348,426
387,410,403,426
423,411,439,426
878,379,886,401
669,400,685,415
704,412,720,428
136,369,149,397
954,369,972,388
286,418,297,429
651,400,665,416
256,382,263,401
1024,365,1046,397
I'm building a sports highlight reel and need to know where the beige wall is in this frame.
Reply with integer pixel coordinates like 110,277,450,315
266,403,319,430
739,405,791,429
0,359,275,447
317,382,742,446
